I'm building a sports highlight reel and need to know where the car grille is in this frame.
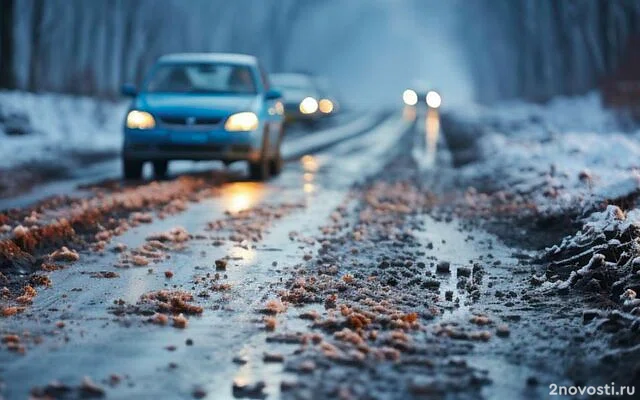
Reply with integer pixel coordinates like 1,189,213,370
230,145,251,153
158,115,223,127
158,144,223,152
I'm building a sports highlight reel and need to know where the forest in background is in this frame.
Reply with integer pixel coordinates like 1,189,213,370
460,0,640,101
0,0,465,106
0,0,322,96
0,0,639,103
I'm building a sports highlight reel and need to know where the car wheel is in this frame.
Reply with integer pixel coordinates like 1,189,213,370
269,153,283,176
269,127,284,176
152,160,169,179
249,132,270,181
123,158,143,180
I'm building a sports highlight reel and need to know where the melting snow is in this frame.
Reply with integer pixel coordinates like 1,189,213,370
0,91,127,169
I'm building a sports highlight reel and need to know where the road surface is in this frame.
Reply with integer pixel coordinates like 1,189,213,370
0,109,634,399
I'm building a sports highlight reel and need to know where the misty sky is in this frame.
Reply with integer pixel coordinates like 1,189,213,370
7,0,473,107
283,0,473,107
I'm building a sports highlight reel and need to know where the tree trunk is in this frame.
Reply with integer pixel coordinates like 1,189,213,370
28,0,44,92
120,1,139,86
0,0,16,89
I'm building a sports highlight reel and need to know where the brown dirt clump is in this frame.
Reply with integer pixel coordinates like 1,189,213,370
139,290,203,315
1,175,227,314
48,246,80,262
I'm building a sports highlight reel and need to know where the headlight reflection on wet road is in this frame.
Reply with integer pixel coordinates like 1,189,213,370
403,105,417,122
300,155,319,173
403,105,441,168
425,107,440,166
301,155,319,194
228,245,256,265
221,182,266,214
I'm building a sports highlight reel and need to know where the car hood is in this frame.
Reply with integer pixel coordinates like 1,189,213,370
135,93,258,116
282,89,318,104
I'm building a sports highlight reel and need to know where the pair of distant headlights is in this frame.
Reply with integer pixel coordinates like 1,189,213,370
125,110,259,132
402,89,442,109
299,97,334,115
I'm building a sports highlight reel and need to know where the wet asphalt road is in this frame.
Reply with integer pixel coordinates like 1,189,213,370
0,109,631,399
0,113,412,398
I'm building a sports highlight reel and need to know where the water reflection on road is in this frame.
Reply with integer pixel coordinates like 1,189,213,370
404,105,441,168
425,107,440,166
221,182,266,213
301,154,319,194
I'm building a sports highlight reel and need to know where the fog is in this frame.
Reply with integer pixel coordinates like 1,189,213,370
281,0,474,107
2,0,473,107
2,0,639,105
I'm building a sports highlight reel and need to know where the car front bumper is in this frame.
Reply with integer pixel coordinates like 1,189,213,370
123,128,262,162
283,104,320,122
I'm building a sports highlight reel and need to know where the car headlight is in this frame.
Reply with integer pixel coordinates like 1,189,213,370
426,91,442,109
299,97,318,114
225,112,259,132
126,110,156,129
402,89,418,106
318,99,334,114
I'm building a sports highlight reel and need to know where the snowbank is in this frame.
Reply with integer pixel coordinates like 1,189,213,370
548,205,640,259
540,205,640,318
459,92,620,137
452,92,640,216
450,92,640,311
0,91,128,170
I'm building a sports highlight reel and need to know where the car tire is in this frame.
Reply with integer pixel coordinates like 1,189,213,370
123,158,143,180
269,154,283,176
152,160,169,179
269,127,285,176
249,132,270,181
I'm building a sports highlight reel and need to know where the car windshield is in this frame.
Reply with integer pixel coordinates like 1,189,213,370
145,63,257,94
270,74,314,91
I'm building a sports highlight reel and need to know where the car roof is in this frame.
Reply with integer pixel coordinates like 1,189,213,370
270,73,314,86
158,53,258,66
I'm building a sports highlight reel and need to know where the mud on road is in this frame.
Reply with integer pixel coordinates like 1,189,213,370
259,118,638,399
0,112,638,399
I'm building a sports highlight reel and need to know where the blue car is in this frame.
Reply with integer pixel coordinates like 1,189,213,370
121,53,285,180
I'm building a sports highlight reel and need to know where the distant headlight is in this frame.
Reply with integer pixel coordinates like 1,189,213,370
299,97,318,114
426,91,442,109
319,99,334,114
225,112,259,132
126,110,156,129
402,89,418,106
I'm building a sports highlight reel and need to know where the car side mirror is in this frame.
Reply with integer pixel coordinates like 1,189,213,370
265,88,282,100
121,83,137,97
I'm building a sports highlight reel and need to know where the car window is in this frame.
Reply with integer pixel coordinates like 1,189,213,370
145,63,257,94
270,75,314,91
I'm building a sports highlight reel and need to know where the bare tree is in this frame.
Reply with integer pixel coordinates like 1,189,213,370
28,0,44,92
120,0,140,86
0,0,16,89
266,0,313,71
460,0,640,101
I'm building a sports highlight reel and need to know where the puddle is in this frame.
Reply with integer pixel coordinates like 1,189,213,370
468,354,571,400
414,214,517,322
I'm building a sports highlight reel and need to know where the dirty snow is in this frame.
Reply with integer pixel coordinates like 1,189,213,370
456,91,621,136
0,91,128,169
547,205,640,258
451,91,640,216
447,92,640,337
